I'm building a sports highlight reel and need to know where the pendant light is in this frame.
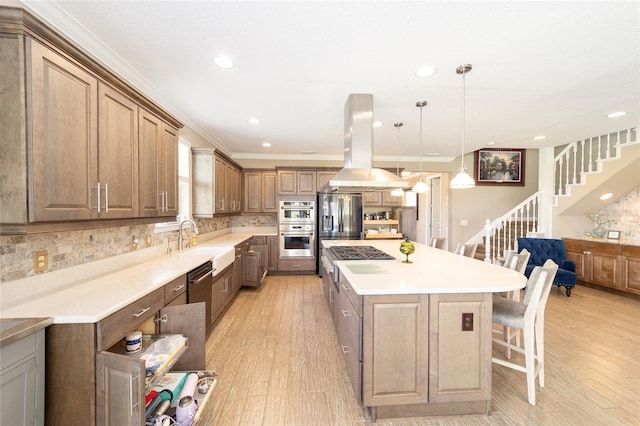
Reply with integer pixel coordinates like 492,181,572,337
450,64,476,189
412,101,429,193
390,122,405,197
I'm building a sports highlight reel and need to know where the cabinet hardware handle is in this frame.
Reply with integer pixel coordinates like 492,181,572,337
133,307,151,318
173,285,185,292
193,271,214,284
104,183,109,212
129,374,140,415
341,345,349,354
342,309,350,317
96,182,101,212
341,283,350,291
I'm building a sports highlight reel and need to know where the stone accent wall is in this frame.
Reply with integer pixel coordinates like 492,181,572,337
0,214,276,283
597,186,640,240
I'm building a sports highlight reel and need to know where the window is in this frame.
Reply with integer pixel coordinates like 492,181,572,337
178,140,191,221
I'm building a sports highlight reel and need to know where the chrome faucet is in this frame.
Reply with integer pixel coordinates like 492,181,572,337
178,219,199,251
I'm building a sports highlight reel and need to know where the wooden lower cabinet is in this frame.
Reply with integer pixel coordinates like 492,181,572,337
564,238,625,291
45,297,206,425
622,245,640,295
335,273,491,420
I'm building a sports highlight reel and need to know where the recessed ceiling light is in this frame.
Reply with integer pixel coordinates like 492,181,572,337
426,153,440,156
607,111,626,118
262,142,271,147
248,118,260,124
415,66,437,78
214,56,234,69
372,121,382,128
533,135,546,140
487,141,496,146
301,150,316,154
600,193,613,200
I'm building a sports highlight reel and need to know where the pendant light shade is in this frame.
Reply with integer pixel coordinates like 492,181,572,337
412,101,429,193
390,122,405,197
450,64,476,189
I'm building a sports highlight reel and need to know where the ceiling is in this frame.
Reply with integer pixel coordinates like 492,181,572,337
13,0,640,167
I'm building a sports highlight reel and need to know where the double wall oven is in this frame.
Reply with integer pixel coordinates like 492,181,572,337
279,200,315,259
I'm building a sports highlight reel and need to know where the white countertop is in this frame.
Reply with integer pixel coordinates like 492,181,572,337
323,240,527,295
0,230,271,324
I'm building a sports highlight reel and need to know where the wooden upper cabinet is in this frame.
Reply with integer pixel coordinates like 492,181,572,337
161,123,179,217
138,109,162,217
316,171,337,192
30,39,99,221
97,83,138,219
138,109,178,218
243,170,277,213
193,149,241,216
277,170,317,195
363,190,402,207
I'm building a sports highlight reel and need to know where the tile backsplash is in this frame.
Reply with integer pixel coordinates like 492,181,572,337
595,186,640,240
0,214,276,283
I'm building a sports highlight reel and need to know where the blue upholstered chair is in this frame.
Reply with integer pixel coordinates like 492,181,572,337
516,238,577,297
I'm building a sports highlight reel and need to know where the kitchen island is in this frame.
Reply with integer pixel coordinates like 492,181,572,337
321,239,526,421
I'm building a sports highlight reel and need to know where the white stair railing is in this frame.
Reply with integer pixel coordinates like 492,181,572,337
468,192,542,263
554,127,637,200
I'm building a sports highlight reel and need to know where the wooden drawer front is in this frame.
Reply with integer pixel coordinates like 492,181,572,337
164,275,187,304
1,332,36,369
277,258,315,272
96,288,164,351
338,278,363,317
564,239,620,255
622,245,640,257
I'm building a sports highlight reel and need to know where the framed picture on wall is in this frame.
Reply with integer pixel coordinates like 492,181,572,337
474,148,525,186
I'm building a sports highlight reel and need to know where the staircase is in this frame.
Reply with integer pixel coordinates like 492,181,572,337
469,126,638,263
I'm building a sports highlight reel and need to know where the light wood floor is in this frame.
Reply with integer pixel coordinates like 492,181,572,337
199,274,640,425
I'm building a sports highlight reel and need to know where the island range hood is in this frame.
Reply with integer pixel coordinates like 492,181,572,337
322,94,410,193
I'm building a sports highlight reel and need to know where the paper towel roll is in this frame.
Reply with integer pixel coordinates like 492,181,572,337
178,373,199,401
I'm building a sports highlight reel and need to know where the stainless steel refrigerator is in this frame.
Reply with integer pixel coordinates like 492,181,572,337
317,193,363,274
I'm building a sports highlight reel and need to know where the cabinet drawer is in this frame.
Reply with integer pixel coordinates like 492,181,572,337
96,288,164,351
622,245,640,258
0,332,37,369
164,275,187,304
338,277,363,317
564,238,620,255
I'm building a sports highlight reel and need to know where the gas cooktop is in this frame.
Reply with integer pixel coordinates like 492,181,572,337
330,246,395,261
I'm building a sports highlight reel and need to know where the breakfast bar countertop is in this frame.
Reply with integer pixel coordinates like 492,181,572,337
325,239,527,295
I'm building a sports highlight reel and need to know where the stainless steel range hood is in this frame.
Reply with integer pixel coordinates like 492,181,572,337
322,94,410,193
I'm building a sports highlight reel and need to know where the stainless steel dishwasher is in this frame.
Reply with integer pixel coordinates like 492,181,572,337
187,261,214,336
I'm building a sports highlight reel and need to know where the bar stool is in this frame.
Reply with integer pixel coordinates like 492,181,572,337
492,259,558,405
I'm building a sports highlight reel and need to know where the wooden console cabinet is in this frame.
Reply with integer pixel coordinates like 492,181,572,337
564,238,640,295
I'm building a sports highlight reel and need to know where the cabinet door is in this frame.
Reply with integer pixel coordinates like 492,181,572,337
98,83,138,218
267,236,278,271
622,246,640,294
428,293,491,403
262,172,278,212
243,250,263,287
297,171,317,195
159,303,206,371
161,123,179,217
590,253,621,289
96,351,145,426
243,172,262,213
565,249,587,281
192,148,215,217
381,190,403,206
316,171,337,192
211,275,226,326
277,171,297,195
138,109,162,217
362,192,381,206
362,294,429,407
1,357,37,426
30,40,98,221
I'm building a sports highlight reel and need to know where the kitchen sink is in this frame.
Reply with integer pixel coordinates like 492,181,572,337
185,246,235,273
